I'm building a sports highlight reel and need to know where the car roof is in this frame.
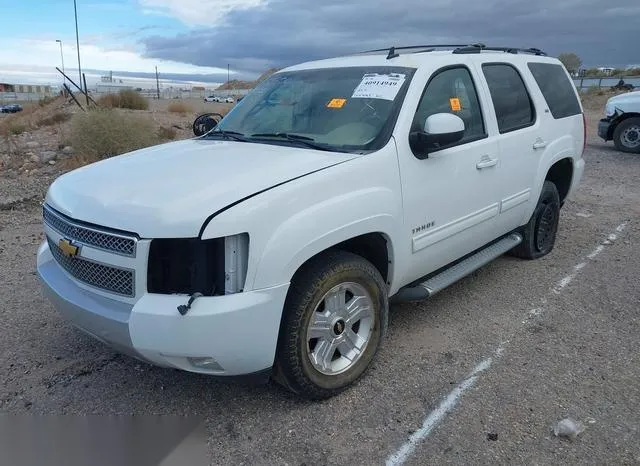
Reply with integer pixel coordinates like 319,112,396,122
281,46,562,73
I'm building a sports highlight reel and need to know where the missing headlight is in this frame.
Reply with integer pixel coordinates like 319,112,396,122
147,234,249,296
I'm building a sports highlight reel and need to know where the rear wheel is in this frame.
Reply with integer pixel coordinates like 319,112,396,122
273,250,388,399
613,117,640,154
510,180,560,259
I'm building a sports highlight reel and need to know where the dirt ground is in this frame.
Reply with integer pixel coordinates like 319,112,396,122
1,91,639,465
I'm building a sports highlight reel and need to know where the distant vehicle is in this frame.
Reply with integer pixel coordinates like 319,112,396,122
1,103,23,113
204,95,221,102
598,90,640,153
224,97,235,103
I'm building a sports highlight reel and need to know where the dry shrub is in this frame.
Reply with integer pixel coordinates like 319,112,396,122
167,101,192,114
98,89,149,110
37,112,71,127
5,122,27,135
39,96,58,107
69,109,159,162
158,126,177,140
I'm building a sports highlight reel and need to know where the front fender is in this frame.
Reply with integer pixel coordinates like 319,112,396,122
254,187,400,290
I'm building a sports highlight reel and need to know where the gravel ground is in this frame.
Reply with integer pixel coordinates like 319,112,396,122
0,108,638,465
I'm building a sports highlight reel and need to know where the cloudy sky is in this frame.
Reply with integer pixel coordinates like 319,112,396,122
1,0,639,87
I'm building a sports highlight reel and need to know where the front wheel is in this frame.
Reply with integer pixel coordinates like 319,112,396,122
273,250,388,399
613,117,640,154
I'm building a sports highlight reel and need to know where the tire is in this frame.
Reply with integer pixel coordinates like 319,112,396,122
613,117,640,154
510,180,561,260
273,250,388,399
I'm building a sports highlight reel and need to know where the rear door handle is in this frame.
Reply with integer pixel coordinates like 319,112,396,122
533,138,547,150
476,155,498,169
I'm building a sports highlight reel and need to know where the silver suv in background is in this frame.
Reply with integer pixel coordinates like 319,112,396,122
598,90,640,153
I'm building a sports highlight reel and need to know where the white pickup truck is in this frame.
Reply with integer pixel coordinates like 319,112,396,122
598,90,640,153
37,44,585,399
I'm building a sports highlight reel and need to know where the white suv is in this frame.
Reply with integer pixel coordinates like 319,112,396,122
37,44,585,399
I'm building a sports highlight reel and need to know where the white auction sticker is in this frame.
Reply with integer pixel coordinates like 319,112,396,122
351,73,406,100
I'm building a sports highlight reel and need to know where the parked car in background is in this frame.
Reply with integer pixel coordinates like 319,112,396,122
204,95,221,102
224,97,235,103
1,103,23,113
598,90,640,153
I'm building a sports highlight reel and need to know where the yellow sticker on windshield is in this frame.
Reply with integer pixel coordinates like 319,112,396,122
327,98,347,109
450,97,461,111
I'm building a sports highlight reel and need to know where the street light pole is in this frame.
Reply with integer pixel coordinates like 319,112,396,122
73,0,83,89
55,40,65,87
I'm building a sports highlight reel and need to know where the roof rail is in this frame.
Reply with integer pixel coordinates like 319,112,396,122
358,44,482,59
452,44,547,56
356,43,546,59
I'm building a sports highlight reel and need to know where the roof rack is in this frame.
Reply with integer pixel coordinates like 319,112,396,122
357,43,546,59
452,44,547,56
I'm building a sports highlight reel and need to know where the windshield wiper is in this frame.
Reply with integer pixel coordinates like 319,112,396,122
204,129,251,142
250,132,335,152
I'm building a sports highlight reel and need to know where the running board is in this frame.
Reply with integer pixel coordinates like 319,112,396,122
392,233,523,302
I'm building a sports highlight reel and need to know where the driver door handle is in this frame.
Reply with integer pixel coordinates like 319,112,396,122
476,155,498,169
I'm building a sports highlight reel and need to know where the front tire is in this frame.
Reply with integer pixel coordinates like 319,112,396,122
510,180,561,259
273,250,388,399
613,117,640,154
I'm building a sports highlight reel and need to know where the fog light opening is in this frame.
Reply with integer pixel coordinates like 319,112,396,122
187,357,224,372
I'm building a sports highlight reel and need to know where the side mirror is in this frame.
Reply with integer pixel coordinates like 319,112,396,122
409,113,465,159
192,112,224,136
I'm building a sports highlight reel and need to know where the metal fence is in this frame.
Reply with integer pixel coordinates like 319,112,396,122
573,76,640,91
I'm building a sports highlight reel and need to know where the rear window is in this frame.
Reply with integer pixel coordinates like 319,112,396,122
482,63,535,133
527,62,582,119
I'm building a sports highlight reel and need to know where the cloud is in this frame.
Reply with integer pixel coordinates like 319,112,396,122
141,0,640,75
138,0,267,26
0,38,230,76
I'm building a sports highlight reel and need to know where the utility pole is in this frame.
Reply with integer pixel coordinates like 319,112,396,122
56,40,65,88
73,0,82,87
155,66,161,99
227,64,230,86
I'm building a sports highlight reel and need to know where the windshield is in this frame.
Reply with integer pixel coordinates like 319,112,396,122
210,66,415,152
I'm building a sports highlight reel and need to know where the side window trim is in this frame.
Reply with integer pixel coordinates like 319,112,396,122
409,64,488,157
481,62,537,134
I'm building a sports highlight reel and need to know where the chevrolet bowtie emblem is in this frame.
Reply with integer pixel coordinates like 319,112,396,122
58,238,80,258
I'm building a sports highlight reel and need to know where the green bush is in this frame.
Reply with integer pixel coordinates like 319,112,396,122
70,109,159,162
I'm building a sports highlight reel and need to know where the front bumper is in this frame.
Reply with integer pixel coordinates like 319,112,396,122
37,241,289,376
598,118,612,141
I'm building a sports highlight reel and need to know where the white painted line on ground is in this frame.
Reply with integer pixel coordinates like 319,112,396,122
587,245,604,259
386,222,630,465
385,346,504,466
552,222,627,294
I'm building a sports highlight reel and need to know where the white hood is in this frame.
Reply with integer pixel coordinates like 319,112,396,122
45,138,355,238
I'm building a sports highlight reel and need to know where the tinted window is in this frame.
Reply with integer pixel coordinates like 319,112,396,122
412,66,485,148
528,62,581,119
482,64,535,133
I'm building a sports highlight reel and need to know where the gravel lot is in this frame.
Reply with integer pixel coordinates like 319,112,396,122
0,108,638,465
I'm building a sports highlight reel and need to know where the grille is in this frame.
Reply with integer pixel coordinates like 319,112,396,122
43,206,137,257
47,237,135,297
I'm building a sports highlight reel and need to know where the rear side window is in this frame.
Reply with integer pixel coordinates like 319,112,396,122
482,64,535,133
527,62,581,119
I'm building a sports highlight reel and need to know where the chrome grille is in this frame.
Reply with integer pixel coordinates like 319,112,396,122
43,205,137,257
47,237,135,297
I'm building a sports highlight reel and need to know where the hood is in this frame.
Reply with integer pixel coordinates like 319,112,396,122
607,90,640,105
45,138,355,238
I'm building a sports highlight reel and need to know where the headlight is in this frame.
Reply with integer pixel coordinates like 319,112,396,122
605,103,615,117
147,233,249,296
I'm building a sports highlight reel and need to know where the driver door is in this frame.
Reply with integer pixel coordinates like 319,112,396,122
396,65,503,283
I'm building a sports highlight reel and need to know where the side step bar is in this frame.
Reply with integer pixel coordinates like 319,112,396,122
392,233,523,302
